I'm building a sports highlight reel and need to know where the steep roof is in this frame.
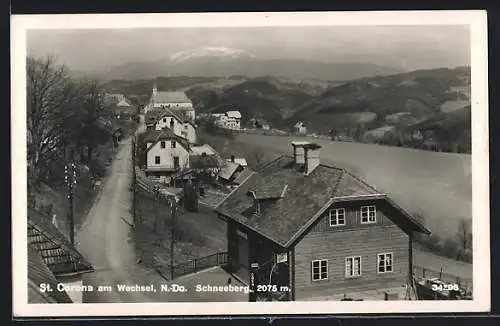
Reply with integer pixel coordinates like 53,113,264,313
145,108,164,124
233,167,254,185
153,91,191,103
143,129,190,152
226,158,248,167
28,244,73,303
218,161,242,181
215,155,429,247
27,208,94,276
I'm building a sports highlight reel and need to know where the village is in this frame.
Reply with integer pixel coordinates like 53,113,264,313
27,79,473,304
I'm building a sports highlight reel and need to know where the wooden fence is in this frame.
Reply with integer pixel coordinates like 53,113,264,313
413,265,473,292
172,252,228,279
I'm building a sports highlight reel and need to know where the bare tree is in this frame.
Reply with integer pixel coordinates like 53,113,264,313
456,218,472,252
27,55,77,201
252,148,266,168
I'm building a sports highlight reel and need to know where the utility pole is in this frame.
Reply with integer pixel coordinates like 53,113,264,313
65,162,76,245
169,195,177,280
131,136,136,224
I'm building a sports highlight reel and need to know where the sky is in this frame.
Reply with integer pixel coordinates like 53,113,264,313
27,25,470,72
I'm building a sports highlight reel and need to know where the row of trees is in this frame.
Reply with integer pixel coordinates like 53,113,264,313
27,55,115,204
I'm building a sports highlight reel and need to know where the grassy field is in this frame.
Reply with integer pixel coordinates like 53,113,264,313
134,187,227,278
226,133,472,238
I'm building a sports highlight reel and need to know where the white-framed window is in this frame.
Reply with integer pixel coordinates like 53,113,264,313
154,156,160,164
311,259,328,281
345,256,362,278
171,141,176,148
329,208,346,226
360,205,377,224
377,253,393,273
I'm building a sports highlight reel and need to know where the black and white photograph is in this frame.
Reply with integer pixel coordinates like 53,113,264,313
12,11,489,316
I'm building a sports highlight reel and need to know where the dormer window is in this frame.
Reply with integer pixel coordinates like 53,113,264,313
247,191,261,216
360,205,377,224
329,208,345,226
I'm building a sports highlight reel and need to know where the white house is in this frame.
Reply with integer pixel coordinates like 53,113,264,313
214,110,242,130
144,129,191,181
294,121,307,134
28,208,94,304
145,82,195,122
154,109,197,144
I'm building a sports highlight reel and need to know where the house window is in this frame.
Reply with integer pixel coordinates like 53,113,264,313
163,118,167,123
160,141,166,148
184,125,188,129
360,205,377,224
171,141,176,148
377,253,393,273
155,156,160,164
329,208,346,226
311,259,328,281
345,256,362,278
173,156,180,169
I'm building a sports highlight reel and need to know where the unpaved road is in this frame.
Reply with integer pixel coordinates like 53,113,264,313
75,126,245,303
76,136,171,303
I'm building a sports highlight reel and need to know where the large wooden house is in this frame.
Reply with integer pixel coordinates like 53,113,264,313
215,141,430,301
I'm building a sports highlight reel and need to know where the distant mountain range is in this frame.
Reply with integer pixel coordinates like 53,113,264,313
100,46,404,81
102,65,471,153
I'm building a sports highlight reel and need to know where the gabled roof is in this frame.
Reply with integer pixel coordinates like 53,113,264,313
233,167,254,185
226,158,247,167
143,129,190,153
28,244,73,303
218,161,243,181
215,155,430,247
27,208,94,276
153,91,191,103
116,98,132,107
157,109,184,125
145,108,164,124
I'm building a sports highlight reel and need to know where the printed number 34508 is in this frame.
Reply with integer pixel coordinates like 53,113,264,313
431,283,459,291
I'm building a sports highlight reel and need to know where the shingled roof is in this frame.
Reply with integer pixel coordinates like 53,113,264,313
215,155,429,247
143,128,190,152
153,91,191,104
28,244,73,303
27,208,94,277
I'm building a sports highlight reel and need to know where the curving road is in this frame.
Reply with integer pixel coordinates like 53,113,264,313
76,133,170,303
75,124,247,303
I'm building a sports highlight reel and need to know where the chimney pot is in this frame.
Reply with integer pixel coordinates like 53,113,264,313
303,143,321,175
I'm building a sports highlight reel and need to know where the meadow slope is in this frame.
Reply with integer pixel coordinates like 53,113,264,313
235,133,472,238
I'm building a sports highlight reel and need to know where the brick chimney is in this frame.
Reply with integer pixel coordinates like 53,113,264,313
303,143,321,175
230,155,235,163
291,141,310,164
